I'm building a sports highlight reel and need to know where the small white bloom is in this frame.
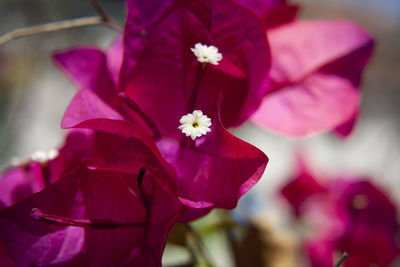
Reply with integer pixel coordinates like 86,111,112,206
11,157,27,166
191,43,222,65
178,110,212,140
30,149,59,163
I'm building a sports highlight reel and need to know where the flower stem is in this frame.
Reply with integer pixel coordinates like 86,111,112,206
184,223,215,267
88,0,122,31
334,252,348,267
186,63,207,114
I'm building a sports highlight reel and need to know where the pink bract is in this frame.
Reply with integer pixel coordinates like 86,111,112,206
0,163,181,267
251,19,374,137
233,0,298,28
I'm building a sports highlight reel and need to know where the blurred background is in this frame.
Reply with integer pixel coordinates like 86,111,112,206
0,0,399,266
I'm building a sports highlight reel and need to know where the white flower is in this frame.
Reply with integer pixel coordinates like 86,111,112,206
11,157,27,166
30,149,59,163
178,110,212,140
191,43,222,65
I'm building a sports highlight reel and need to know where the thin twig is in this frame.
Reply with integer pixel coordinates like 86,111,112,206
89,0,110,21
0,16,119,47
0,0,121,47
89,0,122,31
334,252,348,267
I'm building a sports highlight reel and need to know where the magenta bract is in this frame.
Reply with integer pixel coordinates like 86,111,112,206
233,0,298,28
124,0,270,131
251,19,374,137
0,163,181,267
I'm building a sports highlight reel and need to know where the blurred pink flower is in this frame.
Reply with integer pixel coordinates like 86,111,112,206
281,157,400,267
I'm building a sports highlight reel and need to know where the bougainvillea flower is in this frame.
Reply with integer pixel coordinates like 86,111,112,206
61,88,267,220
303,180,400,267
0,129,139,210
332,180,400,267
56,0,268,220
0,129,182,266
122,0,269,216
0,160,181,267
251,19,374,137
281,157,400,266
0,130,94,210
57,0,374,141
123,0,270,129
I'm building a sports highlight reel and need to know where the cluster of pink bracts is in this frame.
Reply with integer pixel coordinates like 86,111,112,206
0,0,374,266
281,156,400,267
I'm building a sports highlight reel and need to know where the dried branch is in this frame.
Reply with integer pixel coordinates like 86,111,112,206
0,0,122,47
0,16,120,47
90,0,110,21
89,0,122,31
334,252,348,267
